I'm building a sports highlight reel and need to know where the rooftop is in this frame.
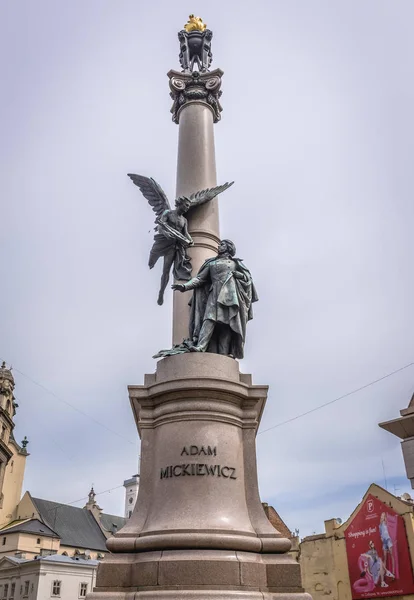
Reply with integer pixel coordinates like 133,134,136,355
0,518,57,538
31,497,108,552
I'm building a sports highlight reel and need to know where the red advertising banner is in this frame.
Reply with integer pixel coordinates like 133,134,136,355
345,494,414,599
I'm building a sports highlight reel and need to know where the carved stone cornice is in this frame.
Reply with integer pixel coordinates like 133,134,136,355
167,68,223,124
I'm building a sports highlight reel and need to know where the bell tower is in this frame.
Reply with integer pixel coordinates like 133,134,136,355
123,474,139,519
0,362,29,526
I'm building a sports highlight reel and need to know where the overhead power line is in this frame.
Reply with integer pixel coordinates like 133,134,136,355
34,360,414,520
3,358,414,441
258,360,414,435
45,484,126,512
3,358,413,524
66,484,125,506
0,358,136,446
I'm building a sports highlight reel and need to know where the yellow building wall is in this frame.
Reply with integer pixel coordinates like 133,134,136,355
0,530,104,561
0,533,20,558
15,493,39,521
0,448,27,527
0,532,60,559
300,534,339,599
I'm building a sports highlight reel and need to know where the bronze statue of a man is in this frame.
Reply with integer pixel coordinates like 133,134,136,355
172,239,258,359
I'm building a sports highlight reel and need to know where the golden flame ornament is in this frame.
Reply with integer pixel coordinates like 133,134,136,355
184,15,207,32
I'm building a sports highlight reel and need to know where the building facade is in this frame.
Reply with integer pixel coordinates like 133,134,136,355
0,554,97,600
300,484,414,600
0,363,28,528
0,491,127,561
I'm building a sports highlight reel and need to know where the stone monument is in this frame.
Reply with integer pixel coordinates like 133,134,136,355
88,15,311,600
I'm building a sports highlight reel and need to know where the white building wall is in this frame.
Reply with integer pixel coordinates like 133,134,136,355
0,558,97,600
37,561,97,600
0,566,39,600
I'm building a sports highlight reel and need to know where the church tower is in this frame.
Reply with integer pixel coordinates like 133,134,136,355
84,486,103,521
0,362,29,526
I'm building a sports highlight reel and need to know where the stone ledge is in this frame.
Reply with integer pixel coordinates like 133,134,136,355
89,589,311,600
88,591,267,600
95,551,304,592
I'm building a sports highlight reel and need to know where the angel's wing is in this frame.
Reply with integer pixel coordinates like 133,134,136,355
127,174,171,217
188,181,234,209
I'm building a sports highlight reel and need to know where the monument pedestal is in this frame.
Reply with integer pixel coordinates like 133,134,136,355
89,355,310,599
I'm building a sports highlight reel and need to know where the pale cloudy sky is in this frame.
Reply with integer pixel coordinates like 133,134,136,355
1,1,414,538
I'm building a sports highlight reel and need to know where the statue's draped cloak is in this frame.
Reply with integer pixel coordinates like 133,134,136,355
149,233,192,281
187,257,258,359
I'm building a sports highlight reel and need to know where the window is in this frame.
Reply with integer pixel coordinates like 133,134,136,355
128,510,132,518
23,581,29,597
36,538,41,545
4,584,8,599
129,497,133,504
51,580,61,597
10,583,15,600
2,537,6,545
79,583,88,598
10,461,13,474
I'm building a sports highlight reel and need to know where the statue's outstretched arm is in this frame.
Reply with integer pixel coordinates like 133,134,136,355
182,264,211,290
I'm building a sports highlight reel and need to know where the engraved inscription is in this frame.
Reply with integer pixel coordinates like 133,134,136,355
160,463,237,480
180,445,217,456
160,445,236,481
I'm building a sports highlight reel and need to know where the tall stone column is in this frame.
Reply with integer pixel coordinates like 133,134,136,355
88,16,311,600
168,69,223,344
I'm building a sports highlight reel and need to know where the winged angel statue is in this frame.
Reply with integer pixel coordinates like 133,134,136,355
128,174,233,305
